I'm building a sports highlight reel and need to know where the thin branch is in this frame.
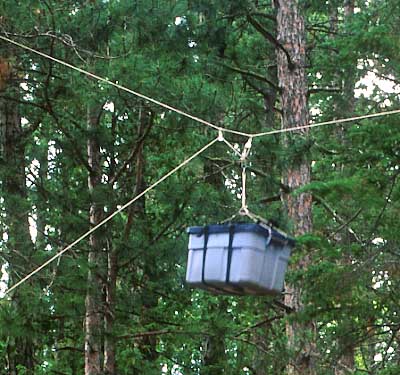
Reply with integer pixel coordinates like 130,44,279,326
217,61,280,92
0,95,49,111
232,337,270,354
313,194,363,243
368,168,400,241
234,315,283,337
246,15,294,69
220,11,275,22
249,12,276,22
54,346,84,353
313,142,339,155
331,207,363,239
43,94,92,172
273,300,295,313
257,195,281,204
109,111,154,185
243,74,270,96
306,26,342,35
308,87,341,96
22,117,42,137
118,329,206,340
379,324,400,370
1,30,132,60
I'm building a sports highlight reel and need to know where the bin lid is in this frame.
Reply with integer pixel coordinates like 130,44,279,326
187,223,295,247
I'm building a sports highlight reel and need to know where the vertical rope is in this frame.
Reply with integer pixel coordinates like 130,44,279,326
241,167,247,213
239,137,253,215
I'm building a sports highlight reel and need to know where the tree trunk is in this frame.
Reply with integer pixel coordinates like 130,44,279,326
85,104,105,375
104,243,117,375
123,105,148,239
104,114,118,375
132,107,160,367
203,301,228,375
203,333,226,375
275,1,315,374
342,0,356,115
1,57,35,374
334,1,356,373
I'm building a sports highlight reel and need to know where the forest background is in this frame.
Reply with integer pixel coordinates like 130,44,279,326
0,0,400,374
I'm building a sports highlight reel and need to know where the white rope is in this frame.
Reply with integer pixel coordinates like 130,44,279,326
0,34,250,138
237,137,272,225
222,138,242,157
240,137,253,161
2,34,400,294
250,109,400,138
239,137,253,215
4,137,219,296
2,35,399,139
240,167,248,213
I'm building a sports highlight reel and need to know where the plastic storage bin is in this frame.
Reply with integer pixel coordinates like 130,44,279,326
186,223,295,295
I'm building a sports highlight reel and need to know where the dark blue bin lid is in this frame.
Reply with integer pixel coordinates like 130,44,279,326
187,223,295,247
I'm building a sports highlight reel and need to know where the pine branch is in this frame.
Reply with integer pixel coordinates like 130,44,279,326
217,61,280,91
220,11,276,23
308,87,341,95
21,117,42,137
109,110,154,185
368,168,400,241
51,118,92,173
273,300,296,313
118,329,206,340
249,12,276,22
55,346,84,353
246,15,294,69
258,195,281,204
234,315,283,337
313,194,362,243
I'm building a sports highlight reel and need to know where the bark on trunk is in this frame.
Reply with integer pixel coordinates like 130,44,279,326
203,301,228,375
334,1,356,373
132,108,160,366
85,104,105,375
1,57,35,374
104,245,117,375
123,106,148,239
275,1,315,374
203,333,226,375
342,0,356,115
104,112,118,375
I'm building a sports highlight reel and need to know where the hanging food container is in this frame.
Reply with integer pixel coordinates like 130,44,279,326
185,222,295,295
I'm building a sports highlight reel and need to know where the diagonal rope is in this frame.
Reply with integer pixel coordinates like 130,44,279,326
250,109,400,138
2,34,400,139
222,138,242,157
4,137,219,296
0,34,250,137
1,35,400,294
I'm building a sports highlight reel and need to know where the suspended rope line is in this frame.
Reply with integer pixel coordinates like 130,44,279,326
1,31,398,293
0,34,250,138
4,137,219,296
3,35,399,139
251,109,400,138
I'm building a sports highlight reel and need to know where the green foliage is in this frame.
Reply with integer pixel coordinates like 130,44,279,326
0,0,400,374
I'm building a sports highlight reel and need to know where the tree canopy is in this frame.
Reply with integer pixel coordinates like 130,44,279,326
0,0,400,374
